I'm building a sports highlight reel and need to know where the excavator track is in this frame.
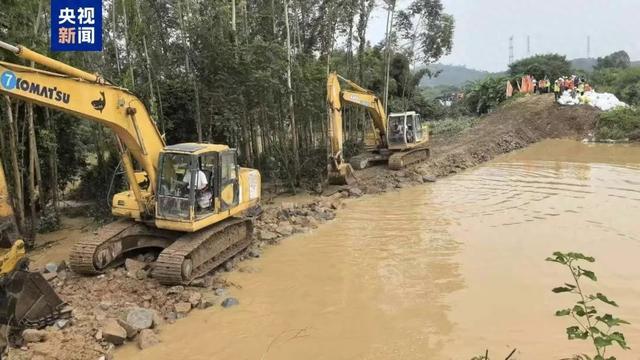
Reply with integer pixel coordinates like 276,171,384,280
388,147,431,170
69,220,178,275
69,220,139,274
153,218,253,285
349,152,389,170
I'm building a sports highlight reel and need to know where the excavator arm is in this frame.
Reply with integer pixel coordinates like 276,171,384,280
327,72,388,184
0,41,165,217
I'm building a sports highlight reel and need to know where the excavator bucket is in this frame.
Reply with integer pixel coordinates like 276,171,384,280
328,163,357,185
0,269,70,328
0,242,70,329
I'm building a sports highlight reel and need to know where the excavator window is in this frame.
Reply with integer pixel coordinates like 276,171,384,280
413,114,424,142
388,114,408,146
220,150,239,211
195,154,216,218
157,153,193,220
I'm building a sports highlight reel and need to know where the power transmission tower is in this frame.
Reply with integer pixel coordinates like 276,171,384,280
509,36,514,64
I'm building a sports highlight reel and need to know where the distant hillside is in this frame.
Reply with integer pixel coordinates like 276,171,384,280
420,64,492,88
571,58,597,72
420,58,640,88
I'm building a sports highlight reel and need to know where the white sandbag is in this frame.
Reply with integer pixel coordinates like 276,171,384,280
557,90,627,111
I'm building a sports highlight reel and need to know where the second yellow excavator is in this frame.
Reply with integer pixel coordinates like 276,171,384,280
327,72,430,185
0,40,261,285
0,159,70,333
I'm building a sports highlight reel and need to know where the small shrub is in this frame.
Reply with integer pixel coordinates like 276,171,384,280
547,252,630,360
37,206,61,233
596,107,640,141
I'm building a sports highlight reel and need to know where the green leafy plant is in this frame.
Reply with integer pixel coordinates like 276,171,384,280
547,252,631,360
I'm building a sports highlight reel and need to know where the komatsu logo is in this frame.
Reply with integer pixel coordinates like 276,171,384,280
1,70,71,104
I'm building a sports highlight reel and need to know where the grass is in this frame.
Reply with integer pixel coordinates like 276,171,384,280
428,116,479,137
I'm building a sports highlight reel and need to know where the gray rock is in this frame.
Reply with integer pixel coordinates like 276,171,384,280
348,187,363,197
44,262,59,274
276,223,294,236
125,258,147,274
248,249,261,258
214,288,226,296
166,285,184,295
174,302,192,314
259,230,279,241
55,319,70,329
189,277,206,288
42,272,57,281
137,329,160,350
151,310,165,328
102,319,127,345
99,302,113,310
22,329,47,343
165,312,177,324
117,318,138,339
188,292,202,307
221,297,239,308
198,294,218,309
125,308,154,332
329,200,342,210
135,269,148,280
223,261,234,272
422,175,437,183
57,270,68,281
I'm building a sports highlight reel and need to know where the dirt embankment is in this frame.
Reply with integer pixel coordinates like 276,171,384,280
354,94,599,191
8,95,599,360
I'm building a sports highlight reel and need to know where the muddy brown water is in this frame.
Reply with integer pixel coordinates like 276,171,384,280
118,139,640,360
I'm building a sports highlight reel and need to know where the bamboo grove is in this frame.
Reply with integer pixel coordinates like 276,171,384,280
0,0,453,238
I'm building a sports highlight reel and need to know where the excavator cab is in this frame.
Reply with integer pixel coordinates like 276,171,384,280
156,144,242,223
387,112,427,150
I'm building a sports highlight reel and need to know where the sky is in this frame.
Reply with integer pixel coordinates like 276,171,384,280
367,0,640,72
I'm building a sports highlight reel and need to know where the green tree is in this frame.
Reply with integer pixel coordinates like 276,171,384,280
508,54,571,80
464,76,509,115
594,51,631,70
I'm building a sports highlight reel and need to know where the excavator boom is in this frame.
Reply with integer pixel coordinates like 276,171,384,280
0,42,165,219
0,41,261,285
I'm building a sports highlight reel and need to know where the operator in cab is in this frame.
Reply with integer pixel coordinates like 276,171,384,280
183,167,213,211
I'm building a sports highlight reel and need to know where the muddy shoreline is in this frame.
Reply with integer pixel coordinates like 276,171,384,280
8,95,600,360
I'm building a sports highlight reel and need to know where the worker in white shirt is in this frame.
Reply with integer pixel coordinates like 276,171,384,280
183,168,212,210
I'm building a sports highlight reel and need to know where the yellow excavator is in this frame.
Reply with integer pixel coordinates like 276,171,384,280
327,72,430,185
0,159,70,332
0,40,261,285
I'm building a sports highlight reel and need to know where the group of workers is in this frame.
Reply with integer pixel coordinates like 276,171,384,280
552,75,593,101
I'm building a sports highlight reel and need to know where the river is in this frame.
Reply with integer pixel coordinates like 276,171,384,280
118,139,640,360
